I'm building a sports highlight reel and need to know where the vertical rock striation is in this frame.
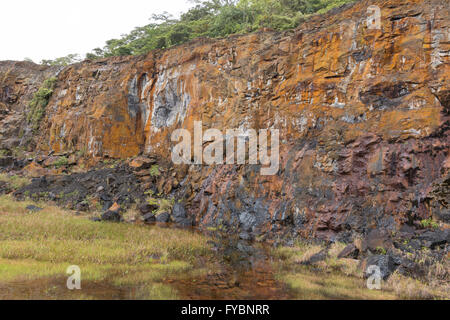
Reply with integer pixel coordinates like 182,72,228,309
0,0,448,239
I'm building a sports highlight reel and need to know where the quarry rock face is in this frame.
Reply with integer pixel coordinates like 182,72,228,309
0,61,59,151
1,0,449,241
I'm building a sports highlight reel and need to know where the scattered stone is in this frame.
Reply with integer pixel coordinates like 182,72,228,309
142,212,156,223
101,210,122,222
337,244,359,259
139,203,158,215
362,254,399,280
0,157,13,168
25,205,43,212
75,202,89,212
172,203,193,227
129,156,157,170
0,181,11,194
89,216,101,222
362,229,393,253
239,232,253,241
156,212,170,223
302,249,328,265
416,229,449,249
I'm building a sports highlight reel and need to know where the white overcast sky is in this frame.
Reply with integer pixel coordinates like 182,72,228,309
0,0,194,62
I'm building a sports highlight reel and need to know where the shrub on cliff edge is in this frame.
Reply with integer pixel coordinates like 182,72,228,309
27,77,57,132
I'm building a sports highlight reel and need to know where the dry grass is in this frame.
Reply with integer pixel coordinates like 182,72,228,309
273,241,395,299
0,173,30,189
0,195,216,299
273,240,449,300
386,271,449,300
277,269,397,300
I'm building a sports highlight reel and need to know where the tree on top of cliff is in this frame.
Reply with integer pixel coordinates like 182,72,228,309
86,0,354,59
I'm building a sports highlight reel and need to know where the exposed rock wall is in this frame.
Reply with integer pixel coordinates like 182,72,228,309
0,0,448,240
0,61,59,151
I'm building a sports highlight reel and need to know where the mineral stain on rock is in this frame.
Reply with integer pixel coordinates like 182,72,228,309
0,0,449,298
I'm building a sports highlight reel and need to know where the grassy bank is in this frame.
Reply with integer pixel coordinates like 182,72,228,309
272,241,449,300
1,194,446,300
0,195,216,299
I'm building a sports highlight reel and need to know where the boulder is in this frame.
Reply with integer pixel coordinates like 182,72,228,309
301,249,328,265
26,205,43,212
139,203,158,215
101,210,122,222
362,254,399,280
239,232,253,241
0,181,11,194
172,203,193,227
416,229,449,249
142,212,156,223
155,212,170,223
0,157,13,168
362,229,393,253
337,244,359,259
75,202,89,212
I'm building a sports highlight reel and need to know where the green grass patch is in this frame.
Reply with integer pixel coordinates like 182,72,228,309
0,174,31,190
0,195,216,299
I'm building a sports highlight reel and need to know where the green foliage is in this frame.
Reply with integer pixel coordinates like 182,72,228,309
420,218,439,229
0,174,31,190
150,165,160,177
53,156,69,168
375,246,387,255
87,0,355,59
27,77,57,132
40,54,81,66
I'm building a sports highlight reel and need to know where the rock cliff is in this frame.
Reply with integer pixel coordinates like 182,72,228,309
0,0,448,243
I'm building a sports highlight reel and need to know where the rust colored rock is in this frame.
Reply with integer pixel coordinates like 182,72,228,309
108,202,121,213
0,0,449,239
129,156,156,170
22,162,47,178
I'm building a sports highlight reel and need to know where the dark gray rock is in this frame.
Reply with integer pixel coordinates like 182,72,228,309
101,201,113,212
363,254,399,280
143,212,156,223
239,232,253,241
26,205,43,212
0,181,10,194
0,157,13,168
76,202,89,212
101,210,122,222
416,229,449,249
139,203,158,215
302,249,328,265
172,202,186,219
156,212,170,223
337,244,359,259
172,203,193,227
239,211,257,232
